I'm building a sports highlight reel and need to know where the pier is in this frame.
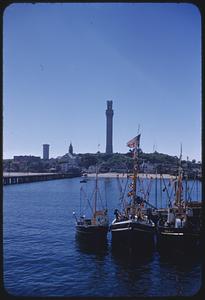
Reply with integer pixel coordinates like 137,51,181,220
3,172,80,185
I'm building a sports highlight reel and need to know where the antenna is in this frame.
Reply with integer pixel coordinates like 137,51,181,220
180,143,183,161
137,124,140,135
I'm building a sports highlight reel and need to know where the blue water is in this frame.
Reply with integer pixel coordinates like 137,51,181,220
3,177,202,297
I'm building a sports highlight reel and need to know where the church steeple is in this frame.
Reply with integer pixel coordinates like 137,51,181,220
69,142,73,155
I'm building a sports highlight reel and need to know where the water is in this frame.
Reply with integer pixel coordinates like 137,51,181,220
3,176,202,297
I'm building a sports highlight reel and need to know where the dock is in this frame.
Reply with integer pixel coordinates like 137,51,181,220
3,172,80,185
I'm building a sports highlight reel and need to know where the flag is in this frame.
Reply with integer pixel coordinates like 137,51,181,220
127,134,141,148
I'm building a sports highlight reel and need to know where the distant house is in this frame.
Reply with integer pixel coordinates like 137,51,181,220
58,153,79,173
141,161,156,173
87,165,97,173
192,163,202,176
13,155,41,163
11,155,41,172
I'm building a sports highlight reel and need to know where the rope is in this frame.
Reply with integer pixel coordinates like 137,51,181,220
161,175,172,206
187,175,197,201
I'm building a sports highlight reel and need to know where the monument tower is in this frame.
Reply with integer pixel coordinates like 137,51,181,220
105,100,114,154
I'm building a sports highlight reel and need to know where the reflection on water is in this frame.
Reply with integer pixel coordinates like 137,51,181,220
157,238,202,258
158,251,202,296
111,245,154,267
111,246,157,296
111,233,156,258
75,235,109,256
111,246,202,297
158,248,202,266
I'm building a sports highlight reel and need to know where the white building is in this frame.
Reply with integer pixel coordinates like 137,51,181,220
58,153,78,173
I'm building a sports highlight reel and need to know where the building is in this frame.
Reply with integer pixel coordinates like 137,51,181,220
105,100,114,154
58,152,79,173
43,144,50,160
12,155,41,172
13,155,41,163
69,142,73,155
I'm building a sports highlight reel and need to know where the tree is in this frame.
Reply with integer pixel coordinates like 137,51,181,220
79,154,98,169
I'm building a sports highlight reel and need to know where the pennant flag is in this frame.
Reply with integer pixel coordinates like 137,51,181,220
127,134,141,148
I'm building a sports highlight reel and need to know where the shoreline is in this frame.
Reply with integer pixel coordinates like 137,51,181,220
86,172,175,179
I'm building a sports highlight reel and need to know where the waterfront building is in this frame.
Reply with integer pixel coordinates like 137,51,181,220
58,152,79,173
105,100,114,154
43,144,50,160
11,155,41,172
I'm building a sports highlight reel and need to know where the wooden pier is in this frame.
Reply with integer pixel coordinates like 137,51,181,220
3,172,80,185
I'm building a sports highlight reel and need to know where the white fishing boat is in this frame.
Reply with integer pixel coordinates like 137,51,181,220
157,146,201,253
73,166,109,241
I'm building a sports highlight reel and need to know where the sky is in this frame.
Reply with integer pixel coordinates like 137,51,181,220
3,3,201,161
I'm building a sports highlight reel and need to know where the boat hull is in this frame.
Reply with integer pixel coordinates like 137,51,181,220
76,224,109,240
111,220,155,251
157,226,200,254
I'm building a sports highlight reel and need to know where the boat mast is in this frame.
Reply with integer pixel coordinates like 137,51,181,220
94,164,98,216
196,171,199,201
155,168,158,209
132,141,138,204
160,174,162,208
175,144,183,207
127,134,141,206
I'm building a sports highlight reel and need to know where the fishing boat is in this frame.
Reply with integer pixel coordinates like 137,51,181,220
110,134,156,251
73,166,109,241
157,147,201,253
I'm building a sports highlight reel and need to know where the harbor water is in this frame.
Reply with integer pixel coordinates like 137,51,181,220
3,176,202,297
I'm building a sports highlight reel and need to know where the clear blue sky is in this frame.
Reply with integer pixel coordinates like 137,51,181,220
3,3,201,161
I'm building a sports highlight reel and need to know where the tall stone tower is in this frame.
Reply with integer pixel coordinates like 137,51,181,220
106,100,114,154
43,144,49,160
